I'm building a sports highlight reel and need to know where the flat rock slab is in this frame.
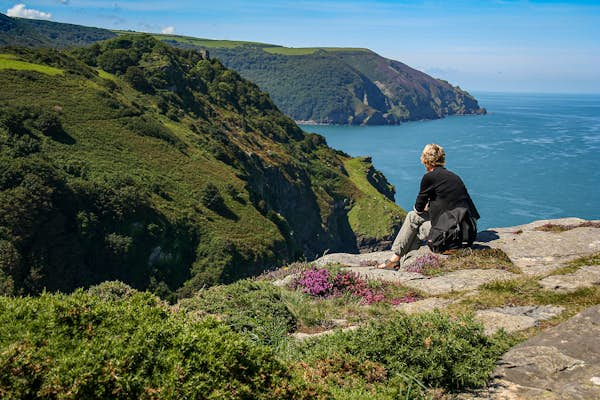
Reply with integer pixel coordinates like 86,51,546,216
477,218,600,275
340,266,425,284
538,265,600,292
402,269,519,296
475,305,564,335
394,297,454,314
487,304,600,399
314,251,395,267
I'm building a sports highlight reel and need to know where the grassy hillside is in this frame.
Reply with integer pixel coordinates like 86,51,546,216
0,13,115,48
0,13,485,125
0,35,404,299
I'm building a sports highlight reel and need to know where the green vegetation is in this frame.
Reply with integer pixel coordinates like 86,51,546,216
0,13,485,125
0,275,515,399
179,280,297,348
263,47,371,55
546,252,600,276
345,157,405,240
446,273,600,329
0,290,294,399
0,35,402,299
0,13,115,48
0,54,63,75
411,248,521,277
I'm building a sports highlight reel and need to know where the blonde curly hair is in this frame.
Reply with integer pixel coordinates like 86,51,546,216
420,143,445,168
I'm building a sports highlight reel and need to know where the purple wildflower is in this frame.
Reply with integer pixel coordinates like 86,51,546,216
405,253,441,274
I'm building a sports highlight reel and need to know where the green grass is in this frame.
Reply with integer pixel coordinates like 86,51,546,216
424,248,521,277
113,30,272,48
0,54,63,75
445,276,600,333
263,47,372,55
345,157,405,239
96,68,117,81
546,252,600,276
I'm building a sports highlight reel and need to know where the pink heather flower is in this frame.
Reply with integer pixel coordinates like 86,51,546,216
405,253,441,274
292,268,409,305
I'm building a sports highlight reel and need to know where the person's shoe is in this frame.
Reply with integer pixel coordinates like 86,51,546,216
377,259,400,270
441,249,458,256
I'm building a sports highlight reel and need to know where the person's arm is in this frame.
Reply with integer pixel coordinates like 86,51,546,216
414,173,431,213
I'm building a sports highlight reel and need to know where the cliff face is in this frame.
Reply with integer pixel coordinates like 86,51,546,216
206,47,486,125
0,35,404,299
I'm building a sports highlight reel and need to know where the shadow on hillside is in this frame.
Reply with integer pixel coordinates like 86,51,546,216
215,205,239,221
50,128,76,145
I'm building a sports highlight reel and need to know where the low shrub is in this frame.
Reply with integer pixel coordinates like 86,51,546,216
0,291,293,399
87,280,139,301
293,311,513,390
177,279,297,347
200,182,226,212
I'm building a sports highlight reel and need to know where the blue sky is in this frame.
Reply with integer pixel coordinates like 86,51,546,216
3,0,599,93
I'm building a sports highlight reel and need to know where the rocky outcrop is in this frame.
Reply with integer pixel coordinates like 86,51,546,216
483,305,600,399
476,218,600,275
315,217,600,399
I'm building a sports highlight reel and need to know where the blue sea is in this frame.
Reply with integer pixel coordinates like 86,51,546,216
300,92,600,230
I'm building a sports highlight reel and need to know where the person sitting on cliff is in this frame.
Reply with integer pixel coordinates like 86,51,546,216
378,143,480,270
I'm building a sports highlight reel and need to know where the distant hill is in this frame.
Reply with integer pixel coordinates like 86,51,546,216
0,35,404,299
0,13,116,48
0,13,485,125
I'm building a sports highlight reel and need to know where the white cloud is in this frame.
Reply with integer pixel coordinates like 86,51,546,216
161,26,175,34
7,3,52,20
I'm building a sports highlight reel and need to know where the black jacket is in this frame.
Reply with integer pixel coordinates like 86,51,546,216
414,167,480,251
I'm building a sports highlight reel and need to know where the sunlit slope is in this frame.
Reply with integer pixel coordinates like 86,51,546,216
0,36,404,298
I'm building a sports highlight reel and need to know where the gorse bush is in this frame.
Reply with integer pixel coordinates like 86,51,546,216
294,311,513,390
178,279,297,347
0,291,294,399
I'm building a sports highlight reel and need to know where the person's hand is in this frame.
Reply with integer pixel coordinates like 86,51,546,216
424,202,430,212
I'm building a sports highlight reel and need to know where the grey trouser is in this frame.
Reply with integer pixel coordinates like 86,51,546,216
391,211,431,265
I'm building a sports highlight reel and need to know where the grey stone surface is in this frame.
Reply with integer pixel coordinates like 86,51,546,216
475,306,564,335
477,218,600,275
340,266,426,284
402,269,519,295
538,265,600,292
475,311,538,335
489,305,565,320
314,251,395,267
487,305,600,399
394,297,454,314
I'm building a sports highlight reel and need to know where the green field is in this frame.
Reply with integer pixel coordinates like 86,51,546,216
0,54,63,75
263,47,371,55
114,30,272,48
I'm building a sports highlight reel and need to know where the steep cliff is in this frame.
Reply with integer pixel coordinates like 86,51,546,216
0,35,404,299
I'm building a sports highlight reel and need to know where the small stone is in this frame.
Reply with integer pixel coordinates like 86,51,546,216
591,377,600,386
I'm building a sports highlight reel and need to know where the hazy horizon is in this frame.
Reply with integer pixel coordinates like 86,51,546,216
2,0,599,94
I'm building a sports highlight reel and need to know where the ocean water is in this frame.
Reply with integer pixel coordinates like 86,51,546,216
300,92,600,230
